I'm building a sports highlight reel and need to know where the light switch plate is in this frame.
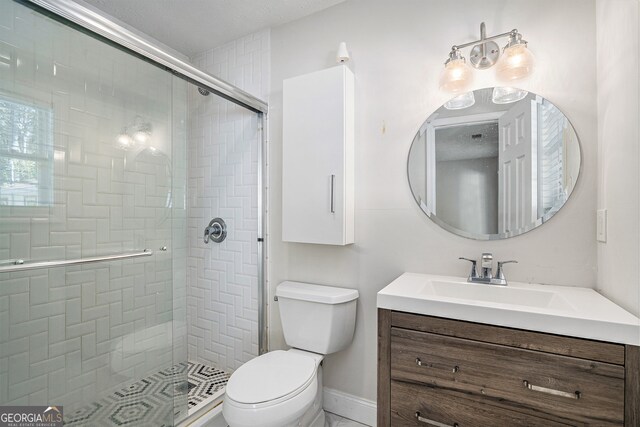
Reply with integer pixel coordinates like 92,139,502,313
597,209,607,243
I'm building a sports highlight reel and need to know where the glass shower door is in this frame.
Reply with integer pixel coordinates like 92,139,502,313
0,0,188,424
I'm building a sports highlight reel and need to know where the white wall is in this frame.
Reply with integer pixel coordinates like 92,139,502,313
187,30,270,373
596,0,640,316
269,0,598,402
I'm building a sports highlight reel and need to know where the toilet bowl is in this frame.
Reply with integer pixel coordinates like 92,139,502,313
223,281,358,427
224,350,324,427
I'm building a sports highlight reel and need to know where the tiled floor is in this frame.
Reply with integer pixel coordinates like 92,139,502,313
185,362,229,410
61,360,367,427
64,362,229,426
325,412,370,427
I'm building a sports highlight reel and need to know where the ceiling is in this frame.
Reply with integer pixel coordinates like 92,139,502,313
436,123,499,162
79,0,347,57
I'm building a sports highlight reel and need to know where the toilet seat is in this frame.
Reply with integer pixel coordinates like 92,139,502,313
223,350,323,427
226,350,317,406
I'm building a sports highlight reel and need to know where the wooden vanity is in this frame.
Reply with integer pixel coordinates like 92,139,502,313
378,309,640,426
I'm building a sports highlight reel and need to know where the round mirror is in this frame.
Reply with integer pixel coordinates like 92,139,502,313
408,87,581,240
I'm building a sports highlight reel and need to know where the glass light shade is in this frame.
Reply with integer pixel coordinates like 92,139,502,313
439,58,473,93
444,91,475,110
496,43,535,81
492,86,528,104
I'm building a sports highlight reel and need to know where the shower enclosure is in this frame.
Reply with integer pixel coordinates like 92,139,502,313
0,0,267,424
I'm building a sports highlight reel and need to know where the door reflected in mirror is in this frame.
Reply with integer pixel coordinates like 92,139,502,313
408,87,581,240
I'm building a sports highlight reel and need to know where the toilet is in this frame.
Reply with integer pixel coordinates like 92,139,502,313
223,281,359,427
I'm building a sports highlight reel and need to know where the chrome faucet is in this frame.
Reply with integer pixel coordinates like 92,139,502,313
481,252,493,279
459,253,517,286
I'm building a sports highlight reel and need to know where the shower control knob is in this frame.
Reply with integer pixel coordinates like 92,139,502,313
204,218,227,244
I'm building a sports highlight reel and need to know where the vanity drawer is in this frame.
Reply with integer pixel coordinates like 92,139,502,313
390,327,625,425
391,380,575,426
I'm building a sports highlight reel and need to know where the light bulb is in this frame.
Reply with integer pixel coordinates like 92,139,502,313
496,42,535,81
439,58,473,93
444,91,476,110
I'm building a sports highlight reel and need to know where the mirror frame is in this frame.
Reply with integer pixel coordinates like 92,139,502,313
407,87,583,240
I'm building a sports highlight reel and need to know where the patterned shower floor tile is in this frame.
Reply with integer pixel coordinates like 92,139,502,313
64,362,229,426
186,362,229,409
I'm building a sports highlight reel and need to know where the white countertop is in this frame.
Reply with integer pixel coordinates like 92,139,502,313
377,273,640,346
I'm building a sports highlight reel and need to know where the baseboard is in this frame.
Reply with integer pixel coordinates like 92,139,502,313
323,387,376,427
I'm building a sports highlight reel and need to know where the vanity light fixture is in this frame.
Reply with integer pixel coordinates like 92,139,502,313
496,32,535,81
438,47,473,93
439,22,535,92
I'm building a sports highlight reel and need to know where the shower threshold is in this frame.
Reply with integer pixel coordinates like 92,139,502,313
184,362,229,416
64,361,230,426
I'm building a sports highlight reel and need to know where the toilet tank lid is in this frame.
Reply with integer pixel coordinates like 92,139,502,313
276,281,359,304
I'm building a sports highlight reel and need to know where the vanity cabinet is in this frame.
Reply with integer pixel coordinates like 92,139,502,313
378,309,640,426
282,65,354,245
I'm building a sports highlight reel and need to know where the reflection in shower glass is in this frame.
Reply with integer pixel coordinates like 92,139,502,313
0,0,188,424
0,96,53,206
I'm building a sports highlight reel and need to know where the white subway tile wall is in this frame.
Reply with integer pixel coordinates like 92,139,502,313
0,0,187,418
186,29,269,372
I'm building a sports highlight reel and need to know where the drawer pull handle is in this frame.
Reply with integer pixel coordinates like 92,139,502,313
416,358,459,373
523,380,581,399
415,412,458,427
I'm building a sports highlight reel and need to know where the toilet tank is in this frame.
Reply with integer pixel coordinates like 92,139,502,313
276,281,358,355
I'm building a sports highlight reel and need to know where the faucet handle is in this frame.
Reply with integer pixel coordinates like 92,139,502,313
496,260,518,280
459,257,478,280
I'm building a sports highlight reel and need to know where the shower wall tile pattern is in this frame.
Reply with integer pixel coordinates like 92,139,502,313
0,0,186,416
186,29,269,372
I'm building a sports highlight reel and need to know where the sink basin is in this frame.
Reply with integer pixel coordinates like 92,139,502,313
425,279,575,311
377,273,640,346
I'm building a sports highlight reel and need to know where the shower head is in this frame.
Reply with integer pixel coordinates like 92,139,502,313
198,87,210,96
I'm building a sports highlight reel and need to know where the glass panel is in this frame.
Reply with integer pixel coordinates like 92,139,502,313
171,75,189,422
184,79,260,411
0,0,187,424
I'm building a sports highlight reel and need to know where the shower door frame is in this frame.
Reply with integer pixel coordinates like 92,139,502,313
21,0,270,355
